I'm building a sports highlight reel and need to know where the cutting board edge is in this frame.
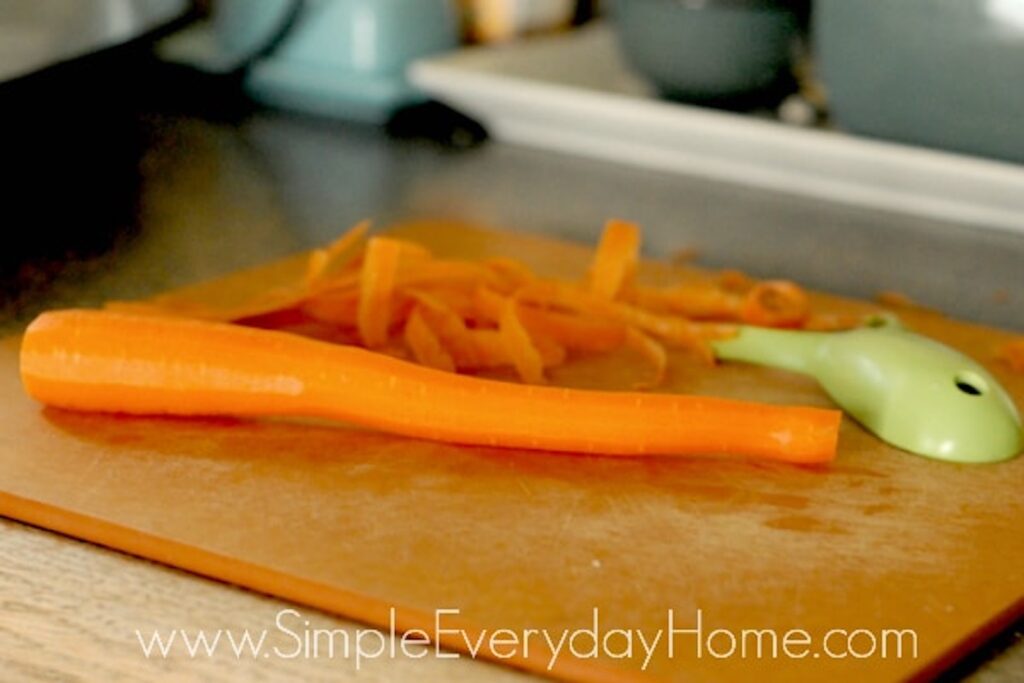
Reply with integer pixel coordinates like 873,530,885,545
4,487,1018,683
0,490,653,683
909,596,1024,682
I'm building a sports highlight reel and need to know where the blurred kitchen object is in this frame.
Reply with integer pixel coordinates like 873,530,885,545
0,0,190,83
460,0,578,43
610,0,803,107
164,0,460,123
815,0,1024,164
1,0,190,287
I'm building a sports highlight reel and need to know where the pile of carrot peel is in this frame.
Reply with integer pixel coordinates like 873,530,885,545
108,219,832,388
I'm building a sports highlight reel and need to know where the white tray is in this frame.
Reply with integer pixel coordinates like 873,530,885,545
410,24,1024,235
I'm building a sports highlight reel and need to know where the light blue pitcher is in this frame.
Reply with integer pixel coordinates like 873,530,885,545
214,0,459,122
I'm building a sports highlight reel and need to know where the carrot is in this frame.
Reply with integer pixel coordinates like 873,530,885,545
587,219,640,299
20,310,841,463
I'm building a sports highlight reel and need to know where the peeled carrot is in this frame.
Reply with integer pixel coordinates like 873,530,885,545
21,310,841,463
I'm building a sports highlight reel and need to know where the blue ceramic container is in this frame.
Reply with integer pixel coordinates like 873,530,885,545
215,0,459,122
611,0,801,104
815,0,1024,164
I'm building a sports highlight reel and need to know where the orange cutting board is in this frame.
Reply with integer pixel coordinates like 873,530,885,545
1,222,1022,682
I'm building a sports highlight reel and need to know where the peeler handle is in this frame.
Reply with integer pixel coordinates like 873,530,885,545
711,326,827,375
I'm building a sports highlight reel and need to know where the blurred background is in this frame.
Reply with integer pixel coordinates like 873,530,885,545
2,0,1024,332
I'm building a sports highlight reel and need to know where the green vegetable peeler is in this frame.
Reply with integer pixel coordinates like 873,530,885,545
711,317,1023,463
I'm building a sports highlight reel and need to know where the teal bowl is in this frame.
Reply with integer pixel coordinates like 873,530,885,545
611,0,802,105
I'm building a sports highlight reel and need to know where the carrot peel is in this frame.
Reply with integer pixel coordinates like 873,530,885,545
587,219,640,299
499,298,547,385
357,237,403,348
404,308,456,373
